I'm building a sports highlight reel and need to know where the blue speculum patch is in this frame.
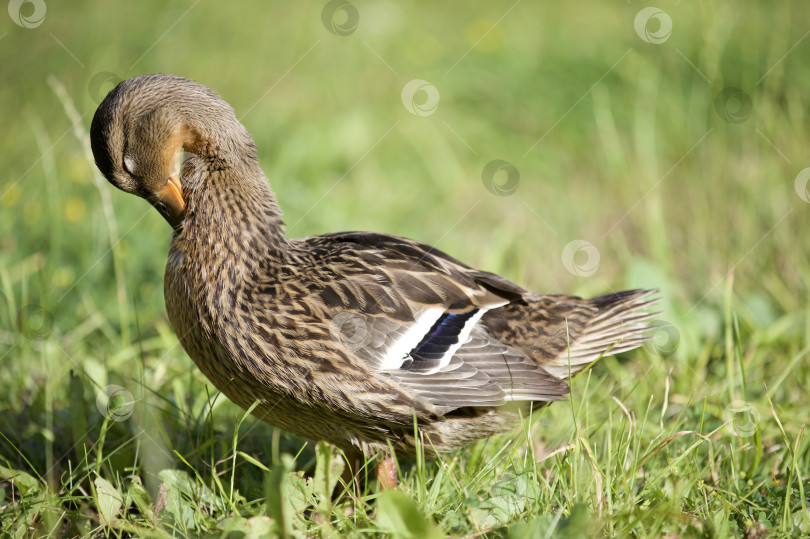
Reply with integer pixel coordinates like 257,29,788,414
405,310,479,369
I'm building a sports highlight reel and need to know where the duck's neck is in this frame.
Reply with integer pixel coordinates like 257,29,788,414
180,161,292,270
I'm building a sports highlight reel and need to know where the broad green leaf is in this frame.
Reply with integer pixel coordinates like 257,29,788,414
158,469,224,531
507,516,557,539
313,441,344,515
557,503,594,539
219,516,276,539
375,490,443,539
94,476,123,527
126,477,154,522
161,481,196,531
470,474,535,530
470,495,526,531
266,454,311,538
0,465,40,496
285,470,314,520
158,468,224,511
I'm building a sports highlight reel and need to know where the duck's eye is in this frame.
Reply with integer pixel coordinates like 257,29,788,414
154,201,168,217
123,155,136,175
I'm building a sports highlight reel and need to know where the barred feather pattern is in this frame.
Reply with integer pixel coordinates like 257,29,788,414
91,75,660,458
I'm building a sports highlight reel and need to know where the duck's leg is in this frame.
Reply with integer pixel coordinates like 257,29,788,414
377,455,398,490
339,448,363,499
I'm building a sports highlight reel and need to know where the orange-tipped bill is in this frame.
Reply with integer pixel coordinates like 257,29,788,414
150,175,185,229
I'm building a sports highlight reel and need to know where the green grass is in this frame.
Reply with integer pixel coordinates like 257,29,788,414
2,0,810,536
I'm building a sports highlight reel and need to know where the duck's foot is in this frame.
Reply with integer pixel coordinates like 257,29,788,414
377,455,398,490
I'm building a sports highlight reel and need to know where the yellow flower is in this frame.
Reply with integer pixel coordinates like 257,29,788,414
1,183,22,208
63,197,86,223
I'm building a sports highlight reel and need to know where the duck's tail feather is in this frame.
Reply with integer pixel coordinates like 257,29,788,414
541,289,661,379
481,289,661,381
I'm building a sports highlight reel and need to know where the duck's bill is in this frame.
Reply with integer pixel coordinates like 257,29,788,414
149,175,185,229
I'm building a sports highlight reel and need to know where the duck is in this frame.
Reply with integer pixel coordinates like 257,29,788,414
90,74,659,490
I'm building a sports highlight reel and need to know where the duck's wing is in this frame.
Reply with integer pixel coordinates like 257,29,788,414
296,232,657,416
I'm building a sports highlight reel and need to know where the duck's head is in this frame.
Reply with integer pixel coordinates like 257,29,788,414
90,74,254,229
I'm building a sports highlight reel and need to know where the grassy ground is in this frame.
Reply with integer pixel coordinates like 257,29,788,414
1,0,809,536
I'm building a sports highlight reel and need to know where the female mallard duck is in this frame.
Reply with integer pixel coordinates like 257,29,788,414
90,74,658,488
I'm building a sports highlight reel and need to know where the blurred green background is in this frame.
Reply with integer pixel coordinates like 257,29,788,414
1,0,809,535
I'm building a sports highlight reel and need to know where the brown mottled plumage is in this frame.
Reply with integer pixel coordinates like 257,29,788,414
90,75,658,473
